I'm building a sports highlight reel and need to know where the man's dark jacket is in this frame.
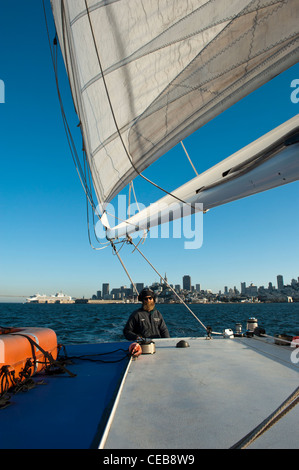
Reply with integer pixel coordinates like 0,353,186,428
123,306,170,340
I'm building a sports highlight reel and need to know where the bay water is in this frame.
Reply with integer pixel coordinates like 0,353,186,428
0,302,298,345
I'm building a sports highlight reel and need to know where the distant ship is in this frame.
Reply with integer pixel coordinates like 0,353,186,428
26,292,74,304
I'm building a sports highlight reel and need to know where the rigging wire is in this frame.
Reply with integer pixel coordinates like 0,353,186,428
108,231,212,336
43,0,117,252
43,0,100,220
111,241,139,296
43,0,155,240
108,235,212,335
83,152,111,250
126,237,212,334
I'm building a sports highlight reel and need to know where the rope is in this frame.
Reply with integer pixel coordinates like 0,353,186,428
43,0,106,248
11,334,76,378
126,237,210,333
0,359,46,410
230,385,299,449
45,14,95,209
181,141,198,176
128,181,141,218
111,241,139,296
63,348,131,364
108,233,211,334
83,151,111,250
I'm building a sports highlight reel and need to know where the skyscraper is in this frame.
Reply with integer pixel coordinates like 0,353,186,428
183,275,191,291
102,283,110,297
136,283,144,294
277,275,284,290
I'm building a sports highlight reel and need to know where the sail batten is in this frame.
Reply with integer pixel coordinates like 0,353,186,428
51,0,299,209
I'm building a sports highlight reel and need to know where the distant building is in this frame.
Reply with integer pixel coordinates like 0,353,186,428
277,275,284,290
136,283,144,294
195,284,201,292
241,282,246,294
102,283,109,297
246,283,258,296
183,275,191,291
111,288,121,298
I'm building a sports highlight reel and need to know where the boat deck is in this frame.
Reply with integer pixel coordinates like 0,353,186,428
0,336,298,449
103,336,299,449
0,342,130,449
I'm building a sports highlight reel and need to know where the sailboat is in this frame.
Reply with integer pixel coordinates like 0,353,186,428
1,0,299,450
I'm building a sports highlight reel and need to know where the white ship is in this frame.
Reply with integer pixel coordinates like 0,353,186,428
26,292,74,303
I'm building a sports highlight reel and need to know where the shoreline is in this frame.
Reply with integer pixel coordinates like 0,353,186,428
4,298,297,305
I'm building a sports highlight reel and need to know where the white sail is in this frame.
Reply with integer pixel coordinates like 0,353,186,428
51,0,299,213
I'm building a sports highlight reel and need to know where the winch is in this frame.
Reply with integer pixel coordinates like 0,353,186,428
246,317,258,332
140,340,156,354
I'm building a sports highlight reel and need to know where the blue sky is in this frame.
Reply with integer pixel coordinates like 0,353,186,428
0,2,299,302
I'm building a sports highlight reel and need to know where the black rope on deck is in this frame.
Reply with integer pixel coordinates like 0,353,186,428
64,347,131,364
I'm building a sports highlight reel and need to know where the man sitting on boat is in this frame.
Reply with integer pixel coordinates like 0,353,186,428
123,288,170,341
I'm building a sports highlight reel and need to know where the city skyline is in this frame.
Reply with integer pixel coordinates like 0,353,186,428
1,271,299,304
72,271,298,305
93,272,299,298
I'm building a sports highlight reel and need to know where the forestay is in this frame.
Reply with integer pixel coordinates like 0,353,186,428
51,0,299,236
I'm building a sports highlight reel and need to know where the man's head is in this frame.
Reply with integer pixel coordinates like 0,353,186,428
138,288,156,312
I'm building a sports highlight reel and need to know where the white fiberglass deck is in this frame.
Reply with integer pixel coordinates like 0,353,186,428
102,336,299,449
